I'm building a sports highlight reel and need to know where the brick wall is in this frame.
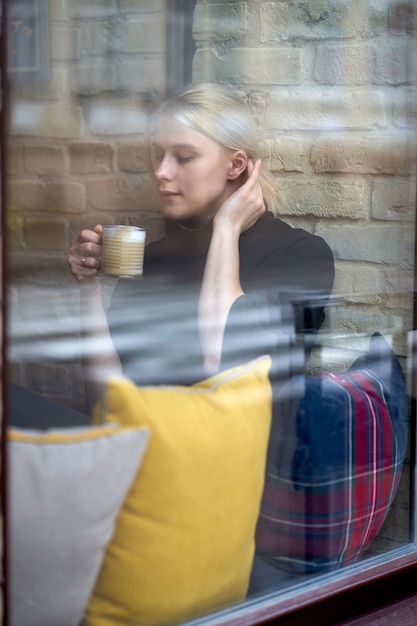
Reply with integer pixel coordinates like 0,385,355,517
7,0,167,407
192,0,416,373
8,0,416,398
5,0,417,572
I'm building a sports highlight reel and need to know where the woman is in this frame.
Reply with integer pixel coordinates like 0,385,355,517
68,82,335,410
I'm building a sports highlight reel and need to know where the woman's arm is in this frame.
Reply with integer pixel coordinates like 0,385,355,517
198,159,265,374
68,224,122,409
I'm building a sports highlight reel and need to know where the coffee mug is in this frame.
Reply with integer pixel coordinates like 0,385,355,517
101,225,146,279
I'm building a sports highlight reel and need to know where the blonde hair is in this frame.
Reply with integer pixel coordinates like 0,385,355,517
147,82,281,216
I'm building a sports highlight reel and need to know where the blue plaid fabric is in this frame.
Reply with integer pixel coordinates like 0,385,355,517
255,334,408,574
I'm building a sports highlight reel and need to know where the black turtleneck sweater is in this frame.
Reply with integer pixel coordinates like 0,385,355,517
106,212,335,387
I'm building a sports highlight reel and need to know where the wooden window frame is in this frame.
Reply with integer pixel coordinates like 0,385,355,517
187,549,417,626
1,1,416,624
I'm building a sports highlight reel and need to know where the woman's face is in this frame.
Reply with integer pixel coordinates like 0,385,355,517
150,115,235,228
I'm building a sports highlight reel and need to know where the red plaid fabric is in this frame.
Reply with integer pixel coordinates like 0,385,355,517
255,367,407,574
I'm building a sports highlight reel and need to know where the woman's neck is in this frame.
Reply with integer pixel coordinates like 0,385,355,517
178,219,211,232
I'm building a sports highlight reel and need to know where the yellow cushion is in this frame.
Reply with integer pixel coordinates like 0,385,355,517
86,356,272,626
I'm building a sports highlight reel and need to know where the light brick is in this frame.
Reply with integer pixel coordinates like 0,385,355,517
69,141,114,175
311,133,411,175
86,175,159,212
394,86,417,130
314,45,375,85
70,0,117,19
372,179,416,221
10,102,84,138
384,267,415,310
119,0,165,11
375,38,416,85
116,15,165,54
9,181,47,212
332,262,380,303
247,90,270,126
24,218,67,250
258,137,305,172
117,139,149,172
193,47,303,85
48,0,70,22
70,61,116,96
319,305,404,350
44,182,86,213
280,178,368,219
316,223,414,265
50,27,79,61
118,57,166,94
82,20,114,56
87,101,148,136
24,143,66,176
191,49,220,84
193,3,248,40
260,1,359,42
265,87,387,131
364,0,391,35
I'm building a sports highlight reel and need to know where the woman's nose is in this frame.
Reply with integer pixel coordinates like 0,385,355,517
154,155,174,181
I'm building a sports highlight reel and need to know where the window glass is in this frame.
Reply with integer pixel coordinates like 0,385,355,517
4,1,417,625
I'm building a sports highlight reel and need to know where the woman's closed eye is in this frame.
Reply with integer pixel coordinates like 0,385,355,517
176,153,194,164
151,151,193,166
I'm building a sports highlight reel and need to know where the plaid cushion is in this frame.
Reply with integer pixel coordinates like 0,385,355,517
255,334,408,574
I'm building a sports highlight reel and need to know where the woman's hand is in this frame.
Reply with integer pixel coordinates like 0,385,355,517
68,224,103,288
214,159,265,234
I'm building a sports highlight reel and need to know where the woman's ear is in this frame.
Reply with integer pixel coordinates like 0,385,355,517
227,150,248,181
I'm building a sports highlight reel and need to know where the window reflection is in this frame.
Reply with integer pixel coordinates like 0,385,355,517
4,1,417,625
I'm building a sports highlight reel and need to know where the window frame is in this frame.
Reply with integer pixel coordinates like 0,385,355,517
1,0,416,624
187,548,417,626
